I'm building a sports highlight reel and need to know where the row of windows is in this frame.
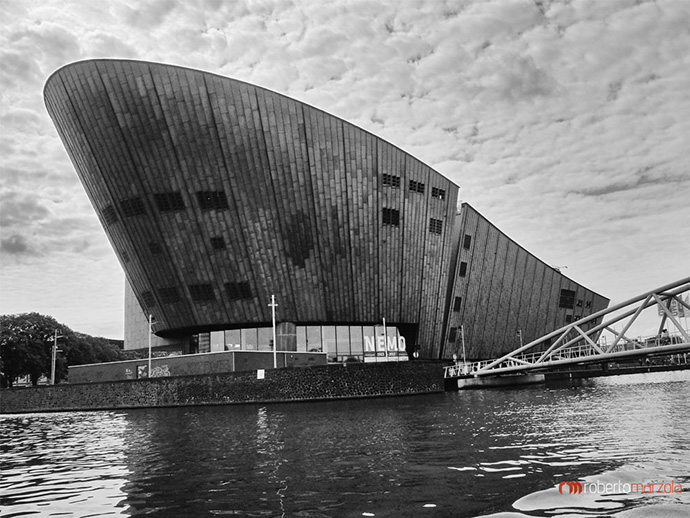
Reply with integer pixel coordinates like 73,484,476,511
381,174,446,201
140,281,253,307
382,174,401,188
201,324,406,363
101,190,230,225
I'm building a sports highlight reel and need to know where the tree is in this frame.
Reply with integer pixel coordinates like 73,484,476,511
1,312,132,387
0,313,64,387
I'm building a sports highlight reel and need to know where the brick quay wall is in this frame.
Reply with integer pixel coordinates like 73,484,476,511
0,362,445,414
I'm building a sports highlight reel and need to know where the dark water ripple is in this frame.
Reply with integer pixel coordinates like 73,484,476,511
1,371,689,517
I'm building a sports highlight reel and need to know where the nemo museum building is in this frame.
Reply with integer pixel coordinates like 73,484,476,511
44,60,609,371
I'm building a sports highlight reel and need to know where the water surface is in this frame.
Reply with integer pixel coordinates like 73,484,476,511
1,370,689,517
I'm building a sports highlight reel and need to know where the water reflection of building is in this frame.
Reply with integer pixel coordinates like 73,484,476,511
45,60,608,364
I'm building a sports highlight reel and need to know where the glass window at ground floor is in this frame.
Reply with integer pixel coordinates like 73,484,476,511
306,326,322,352
257,327,272,351
296,326,307,352
241,328,258,350
322,326,336,361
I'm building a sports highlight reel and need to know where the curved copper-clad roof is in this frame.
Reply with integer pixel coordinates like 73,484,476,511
44,59,458,350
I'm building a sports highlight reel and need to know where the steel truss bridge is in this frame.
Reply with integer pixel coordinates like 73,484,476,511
445,277,690,379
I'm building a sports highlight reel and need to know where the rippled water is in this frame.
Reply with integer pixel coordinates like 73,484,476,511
1,370,689,517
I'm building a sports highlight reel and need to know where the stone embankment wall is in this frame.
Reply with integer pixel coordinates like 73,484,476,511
0,362,444,414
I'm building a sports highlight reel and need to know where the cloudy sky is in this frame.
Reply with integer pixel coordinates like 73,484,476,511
1,0,688,339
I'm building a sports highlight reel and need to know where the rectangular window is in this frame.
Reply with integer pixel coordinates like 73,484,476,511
429,218,443,235
408,180,425,194
585,300,592,308
154,192,185,212
559,289,576,309
196,190,229,211
120,197,147,217
226,281,252,300
448,327,457,342
141,291,155,308
382,173,401,188
566,314,573,323
210,237,226,250
463,235,472,249
576,299,583,307
382,208,400,226
158,286,180,304
148,242,163,255
453,296,462,312
431,187,446,200
188,283,215,302
102,205,118,225
459,262,468,277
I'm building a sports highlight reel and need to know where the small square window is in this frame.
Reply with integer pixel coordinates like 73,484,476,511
210,237,226,250
102,205,118,225
226,281,252,300
120,197,146,217
197,190,229,211
453,296,462,312
120,250,130,263
189,283,215,302
158,287,180,304
409,180,425,194
382,208,400,226
429,218,443,235
154,192,185,212
382,174,401,188
559,289,576,309
141,291,156,308
566,314,573,323
459,262,468,277
586,301,592,308
463,235,472,250
148,242,163,255
431,187,446,200
576,299,583,307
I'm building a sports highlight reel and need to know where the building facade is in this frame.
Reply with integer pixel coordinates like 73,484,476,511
45,59,608,362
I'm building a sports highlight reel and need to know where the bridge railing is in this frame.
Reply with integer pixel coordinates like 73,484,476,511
444,277,690,379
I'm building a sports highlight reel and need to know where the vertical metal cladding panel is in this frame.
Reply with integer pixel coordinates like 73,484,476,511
302,108,339,322
503,246,528,348
493,237,520,353
254,89,307,321
364,132,379,320
378,142,404,322
334,118,356,321
511,248,533,343
343,123,371,322
470,223,500,357
483,233,510,357
534,266,557,339
242,86,289,322
523,256,546,343
462,212,488,359
399,159,420,324
206,76,258,324
419,179,458,357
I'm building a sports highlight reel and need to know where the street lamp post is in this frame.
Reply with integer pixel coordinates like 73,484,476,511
269,295,278,369
148,314,153,377
51,329,63,385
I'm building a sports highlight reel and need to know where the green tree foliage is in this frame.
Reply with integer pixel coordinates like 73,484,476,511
0,312,134,388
